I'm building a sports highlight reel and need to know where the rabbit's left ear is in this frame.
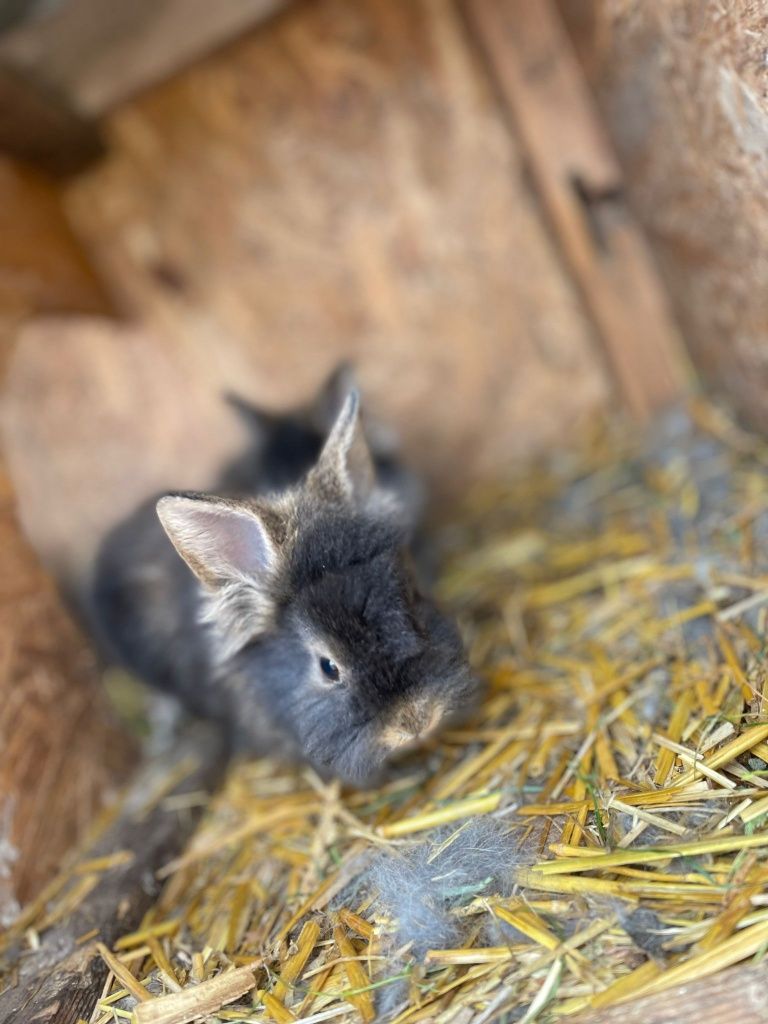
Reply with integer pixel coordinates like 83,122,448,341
308,390,375,506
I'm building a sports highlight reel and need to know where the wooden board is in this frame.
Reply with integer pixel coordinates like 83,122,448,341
1,0,610,584
464,0,692,420
0,158,110,323
0,159,126,912
0,724,226,1024
0,451,134,910
570,959,768,1024
0,62,102,175
557,0,768,440
0,0,287,116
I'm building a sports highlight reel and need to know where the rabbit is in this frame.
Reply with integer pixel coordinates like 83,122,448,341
91,371,478,785
218,364,426,525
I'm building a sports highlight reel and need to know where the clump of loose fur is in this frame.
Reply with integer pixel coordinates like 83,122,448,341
346,819,531,1018
369,819,521,954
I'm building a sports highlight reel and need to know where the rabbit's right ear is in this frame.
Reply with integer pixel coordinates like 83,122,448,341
157,493,282,589
309,362,357,432
308,390,375,507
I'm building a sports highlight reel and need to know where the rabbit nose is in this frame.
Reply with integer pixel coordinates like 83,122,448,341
383,702,445,752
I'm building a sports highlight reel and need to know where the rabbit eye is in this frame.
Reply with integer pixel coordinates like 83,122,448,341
319,656,340,683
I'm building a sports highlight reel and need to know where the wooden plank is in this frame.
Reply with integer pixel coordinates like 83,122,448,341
0,158,111,325
0,159,117,911
0,724,227,1024
0,0,288,117
464,0,693,419
0,61,102,175
0,449,134,910
559,0,768,444
569,959,768,1024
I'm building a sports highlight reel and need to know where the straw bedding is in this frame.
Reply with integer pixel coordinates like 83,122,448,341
4,401,768,1022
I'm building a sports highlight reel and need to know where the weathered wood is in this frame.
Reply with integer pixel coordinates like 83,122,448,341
0,62,102,175
464,0,692,420
0,157,111,322
0,451,133,908
558,0,768,445
0,157,119,911
0,724,227,1024
2,0,611,585
570,959,768,1024
0,0,288,117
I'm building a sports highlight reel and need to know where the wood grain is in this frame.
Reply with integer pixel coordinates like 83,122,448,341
464,0,692,420
0,725,226,1024
0,159,122,912
570,959,768,1024
0,448,134,911
0,157,110,321
558,0,768,442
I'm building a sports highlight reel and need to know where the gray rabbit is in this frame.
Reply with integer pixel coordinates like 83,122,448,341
92,371,478,785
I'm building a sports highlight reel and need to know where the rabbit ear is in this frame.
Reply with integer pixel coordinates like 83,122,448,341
309,389,375,506
157,493,281,588
309,362,357,432
225,392,275,437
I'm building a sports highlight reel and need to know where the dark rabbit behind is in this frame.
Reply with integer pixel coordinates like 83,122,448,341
92,372,478,785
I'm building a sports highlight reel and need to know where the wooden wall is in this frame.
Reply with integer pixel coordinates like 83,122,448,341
560,0,768,432
1,0,609,582
0,162,131,911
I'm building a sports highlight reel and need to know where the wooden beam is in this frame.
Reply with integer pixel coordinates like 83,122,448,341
0,157,119,910
0,724,227,1024
463,0,693,420
0,158,111,322
0,0,288,117
0,62,102,175
569,958,768,1024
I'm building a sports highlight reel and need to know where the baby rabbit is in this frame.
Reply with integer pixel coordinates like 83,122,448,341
92,373,478,785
